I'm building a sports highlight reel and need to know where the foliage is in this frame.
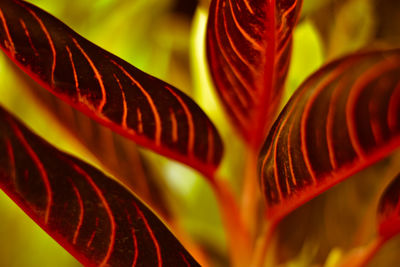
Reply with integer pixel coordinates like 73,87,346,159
0,0,399,266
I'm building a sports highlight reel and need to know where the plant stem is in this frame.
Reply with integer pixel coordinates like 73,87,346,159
338,237,386,267
241,147,261,236
250,219,278,267
211,177,252,267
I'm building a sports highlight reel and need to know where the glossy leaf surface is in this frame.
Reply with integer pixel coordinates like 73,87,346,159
206,0,302,147
0,0,222,176
378,172,400,240
259,50,400,221
0,106,200,267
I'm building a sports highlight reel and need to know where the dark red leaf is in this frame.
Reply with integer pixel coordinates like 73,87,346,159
378,172,400,241
206,0,303,147
0,105,200,267
0,0,222,177
12,68,173,220
258,50,400,222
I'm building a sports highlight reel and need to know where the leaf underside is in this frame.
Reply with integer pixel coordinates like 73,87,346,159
258,50,400,222
0,106,200,267
378,172,400,240
0,0,223,177
206,0,302,146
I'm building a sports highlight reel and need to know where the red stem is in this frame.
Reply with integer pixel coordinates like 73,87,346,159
241,147,261,237
210,176,252,267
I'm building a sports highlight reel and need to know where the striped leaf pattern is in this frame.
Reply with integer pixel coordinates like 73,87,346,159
378,172,400,241
17,76,172,220
206,0,302,147
258,50,400,221
0,0,222,176
0,106,200,267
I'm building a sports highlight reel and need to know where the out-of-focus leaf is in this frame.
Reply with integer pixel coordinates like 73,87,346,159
373,0,400,46
258,50,400,222
300,0,334,17
274,156,397,265
307,0,375,60
330,170,400,267
0,0,223,177
206,0,303,147
0,105,200,267
326,0,374,59
378,172,400,240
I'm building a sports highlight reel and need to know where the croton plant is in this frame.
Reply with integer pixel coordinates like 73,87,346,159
0,0,399,266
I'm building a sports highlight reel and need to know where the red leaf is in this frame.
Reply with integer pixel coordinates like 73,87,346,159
15,72,173,220
0,0,222,177
206,0,303,147
0,105,200,267
378,172,400,241
258,50,400,222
